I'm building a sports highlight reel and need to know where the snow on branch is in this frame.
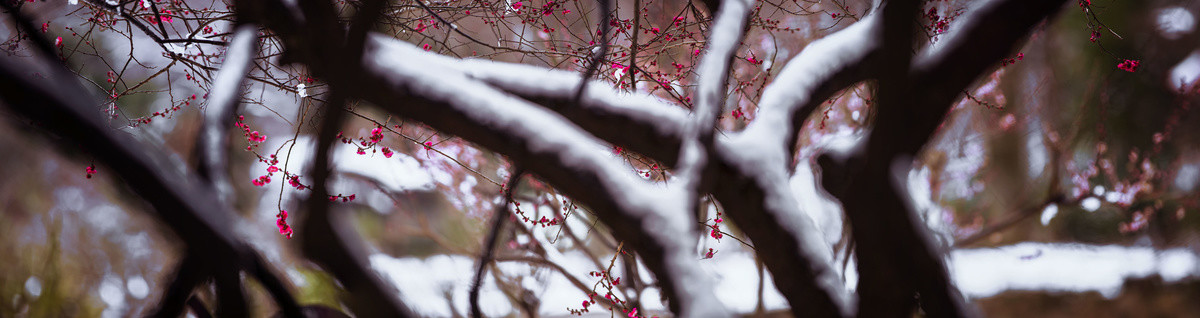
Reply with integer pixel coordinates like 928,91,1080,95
0,34,302,317
712,137,853,317
354,36,730,317
696,11,885,318
446,53,689,167
741,12,881,158
677,0,756,193
694,0,754,127
198,25,258,203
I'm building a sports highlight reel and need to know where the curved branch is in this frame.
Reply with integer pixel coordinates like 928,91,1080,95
344,36,729,316
828,0,1070,316
0,10,302,318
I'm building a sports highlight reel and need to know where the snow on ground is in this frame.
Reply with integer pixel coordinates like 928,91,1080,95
1169,50,1200,91
951,242,1199,299
371,242,1200,316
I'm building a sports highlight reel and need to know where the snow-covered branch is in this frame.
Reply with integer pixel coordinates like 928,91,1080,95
743,12,881,162
197,25,258,203
694,0,754,129
826,0,1069,316
349,36,730,316
0,25,302,317
455,58,690,167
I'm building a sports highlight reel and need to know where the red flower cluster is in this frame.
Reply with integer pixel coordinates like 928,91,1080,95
277,210,293,239
235,116,267,151
1117,59,1140,72
251,174,271,186
287,175,306,190
709,218,724,241
329,194,357,202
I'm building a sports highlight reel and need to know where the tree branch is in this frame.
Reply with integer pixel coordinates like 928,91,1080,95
196,25,258,203
826,0,1069,316
469,167,523,318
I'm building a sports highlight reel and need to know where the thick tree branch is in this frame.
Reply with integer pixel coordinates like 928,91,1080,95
293,0,419,316
0,15,303,318
352,41,728,315
744,12,881,165
301,92,417,317
826,0,1069,317
712,139,850,318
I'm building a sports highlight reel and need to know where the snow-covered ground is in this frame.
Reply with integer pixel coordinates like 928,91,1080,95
369,242,1200,316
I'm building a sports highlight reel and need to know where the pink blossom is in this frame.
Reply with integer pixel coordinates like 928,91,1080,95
277,210,292,239
1117,59,1140,72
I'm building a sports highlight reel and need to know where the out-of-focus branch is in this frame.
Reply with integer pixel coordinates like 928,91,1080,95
955,146,1070,248
302,91,416,317
953,195,1072,248
290,0,418,316
196,25,258,203
0,6,302,318
186,296,214,318
470,167,524,318
151,254,206,317
213,264,248,318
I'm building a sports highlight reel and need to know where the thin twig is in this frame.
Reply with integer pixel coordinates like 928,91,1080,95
469,166,525,318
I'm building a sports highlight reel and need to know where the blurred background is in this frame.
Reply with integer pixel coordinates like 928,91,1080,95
1,0,1200,316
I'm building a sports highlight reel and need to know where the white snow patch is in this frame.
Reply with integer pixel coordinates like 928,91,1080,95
24,277,41,298
371,249,787,316
1104,191,1121,203
1081,197,1102,212
1175,162,1199,192
165,43,187,55
1026,125,1047,178
99,275,126,309
126,276,149,299
1157,7,1195,40
790,163,844,245
373,242,1200,316
950,242,1200,299
1168,50,1200,90
1039,204,1058,226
